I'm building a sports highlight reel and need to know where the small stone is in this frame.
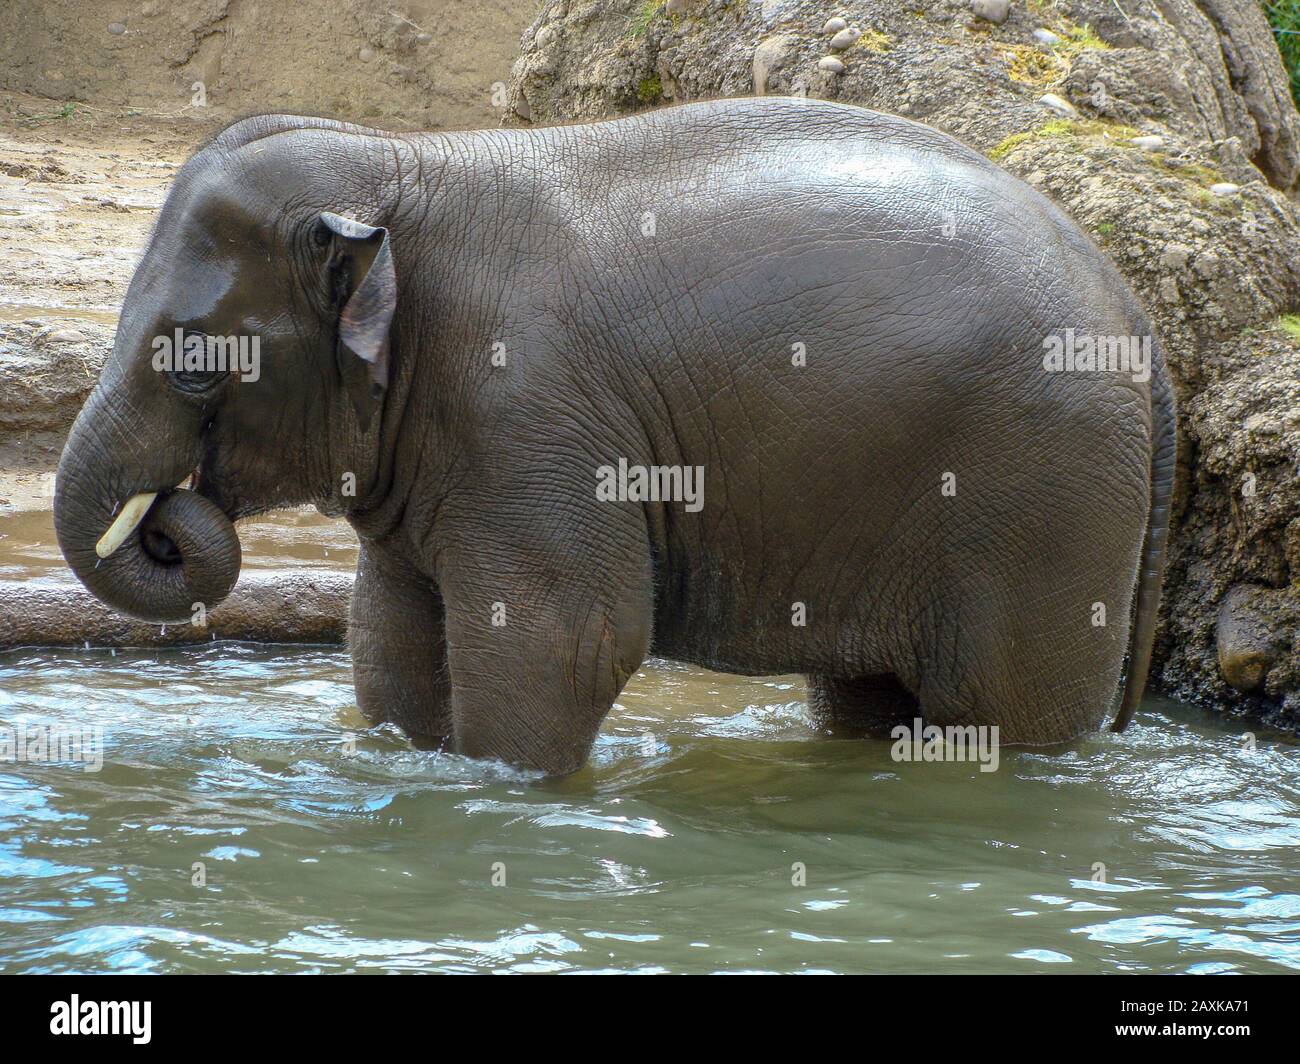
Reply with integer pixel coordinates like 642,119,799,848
823,17,847,34
107,22,126,35
1210,182,1241,197
666,0,690,14
1130,135,1164,151
1038,92,1077,117
45,328,85,344
1031,28,1059,46
358,47,375,62
970,0,1010,25
818,56,846,74
753,34,797,95
535,25,556,49
1160,244,1191,270
829,27,861,50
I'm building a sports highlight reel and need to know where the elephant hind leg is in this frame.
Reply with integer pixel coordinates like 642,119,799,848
807,673,919,737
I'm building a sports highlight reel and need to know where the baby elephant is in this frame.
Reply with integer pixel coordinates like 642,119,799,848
54,98,1174,775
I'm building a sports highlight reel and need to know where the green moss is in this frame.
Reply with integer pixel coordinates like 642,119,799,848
989,131,1035,160
998,20,1107,88
988,118,1140,162
1277,314,1300,339
628,0,664,38
1152,156,1225,188
1097,222,1117,236
637,74,663,103
1056,23,1109,55
857,29,893,53
1002,44,1061,85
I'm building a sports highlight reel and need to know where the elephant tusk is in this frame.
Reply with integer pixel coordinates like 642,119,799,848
95,492,158,559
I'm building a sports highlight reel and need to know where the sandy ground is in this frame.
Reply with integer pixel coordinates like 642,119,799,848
0,94,215,490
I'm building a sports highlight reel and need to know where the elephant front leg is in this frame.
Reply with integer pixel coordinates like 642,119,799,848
348,543,452,746
437,519,653,776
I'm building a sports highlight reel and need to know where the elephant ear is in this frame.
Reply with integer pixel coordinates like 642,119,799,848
320,211,396,432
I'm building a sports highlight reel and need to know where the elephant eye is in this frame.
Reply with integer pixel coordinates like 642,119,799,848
168,330,227,394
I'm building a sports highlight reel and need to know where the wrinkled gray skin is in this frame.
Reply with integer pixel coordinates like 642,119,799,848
55,98,1174,775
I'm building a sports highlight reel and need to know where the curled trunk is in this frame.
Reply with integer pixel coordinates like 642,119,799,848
53,388,242,623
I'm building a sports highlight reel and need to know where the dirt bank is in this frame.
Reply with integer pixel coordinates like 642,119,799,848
1,0,540,131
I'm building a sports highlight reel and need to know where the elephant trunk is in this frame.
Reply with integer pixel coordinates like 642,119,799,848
53,385,241,624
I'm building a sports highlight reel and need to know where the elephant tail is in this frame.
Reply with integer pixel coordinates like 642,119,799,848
1111,333,1176,733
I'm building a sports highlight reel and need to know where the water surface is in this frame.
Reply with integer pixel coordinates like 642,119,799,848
1,644,1296,974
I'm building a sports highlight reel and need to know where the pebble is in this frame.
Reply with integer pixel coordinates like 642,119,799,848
970,0,1011,25
45,328,85,344
107,22,126,35
1210,182,1241,197
358,47,375,62
753,34,796,95
823,17,847,34
829,27,861,50
1130,135,1164,151
818,56,846,74
1032,28,1060,46
1039,92,1078,117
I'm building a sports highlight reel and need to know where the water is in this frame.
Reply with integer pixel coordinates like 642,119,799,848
1,643,1297,974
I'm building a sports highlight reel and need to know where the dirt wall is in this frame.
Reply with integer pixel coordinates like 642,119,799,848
1,0,541,129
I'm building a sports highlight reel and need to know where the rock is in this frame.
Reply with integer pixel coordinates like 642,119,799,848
752,34,797,95
1038,92,1078,117
1160,243,1192,270
829,27,861,50
106,22,126,36
817,56,846,74
1209,182,1241,197
1032,28,1060,46
0,319,111,434
823,17,847,34
1216,585,1292,694
1131,135,1165,151
358,47,375,62
0,572,354,650
970,0,1011,25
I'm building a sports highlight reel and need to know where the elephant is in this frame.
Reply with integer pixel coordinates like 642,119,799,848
54,97,1175,776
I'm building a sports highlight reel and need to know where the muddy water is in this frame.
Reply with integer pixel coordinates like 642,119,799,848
1,504,1298,973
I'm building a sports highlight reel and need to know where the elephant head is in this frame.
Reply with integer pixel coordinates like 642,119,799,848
54,117,400,622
